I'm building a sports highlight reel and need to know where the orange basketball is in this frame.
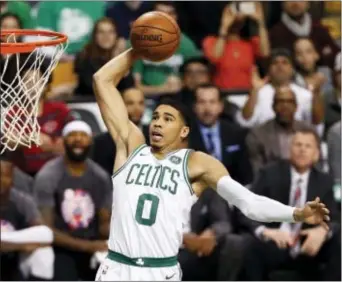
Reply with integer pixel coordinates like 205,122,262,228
130,11,180,62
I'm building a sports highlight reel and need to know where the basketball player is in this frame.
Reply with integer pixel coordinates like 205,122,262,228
92,49,330,281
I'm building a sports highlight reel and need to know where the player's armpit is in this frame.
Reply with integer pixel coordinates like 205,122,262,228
188,151,229,194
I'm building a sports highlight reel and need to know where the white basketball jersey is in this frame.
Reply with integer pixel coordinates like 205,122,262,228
108,144,196,258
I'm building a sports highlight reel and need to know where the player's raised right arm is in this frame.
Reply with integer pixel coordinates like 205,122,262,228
93,48,145,151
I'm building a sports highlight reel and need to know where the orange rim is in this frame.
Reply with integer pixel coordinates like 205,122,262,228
0,29,68,54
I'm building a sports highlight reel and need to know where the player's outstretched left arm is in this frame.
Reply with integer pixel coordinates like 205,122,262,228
189,152,330,228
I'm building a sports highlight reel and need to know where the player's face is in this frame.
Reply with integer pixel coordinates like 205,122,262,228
268,57,294,85
149,105,189,149
64,131,92,162
194,88,223,127
294,39,318,72
0,160,13,195
123,88,145,125
290,133,319,169
95,21,117,50
183,63,210,90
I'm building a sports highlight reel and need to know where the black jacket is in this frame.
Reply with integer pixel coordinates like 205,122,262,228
237,160,340,235
189,119,253,185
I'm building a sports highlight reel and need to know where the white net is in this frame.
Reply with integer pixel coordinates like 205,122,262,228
0,33,67,154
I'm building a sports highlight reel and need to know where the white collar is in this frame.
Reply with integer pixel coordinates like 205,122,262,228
290,166,310,184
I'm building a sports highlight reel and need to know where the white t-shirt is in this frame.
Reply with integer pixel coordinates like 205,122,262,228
236,83,313,127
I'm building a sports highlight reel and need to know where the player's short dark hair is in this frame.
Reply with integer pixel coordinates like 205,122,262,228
269,48,294,66
294,127,321,149
0,151,13,163
193,83,223,102
156,98,192,129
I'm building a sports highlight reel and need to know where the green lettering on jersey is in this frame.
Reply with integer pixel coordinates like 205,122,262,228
135,193,160,226
126,163,140,184
143,165,153,186
169,170,180,195
150,166,161,188
135,164,149,185
159,166,171,191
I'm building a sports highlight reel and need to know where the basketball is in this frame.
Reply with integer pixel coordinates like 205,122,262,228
130,11,180,62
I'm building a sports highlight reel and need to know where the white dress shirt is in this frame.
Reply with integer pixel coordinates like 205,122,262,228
236,83,313,128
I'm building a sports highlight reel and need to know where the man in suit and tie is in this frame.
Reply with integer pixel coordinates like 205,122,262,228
92,87,149,174
189,83,253,185
240,128,341,281
246,85,314,177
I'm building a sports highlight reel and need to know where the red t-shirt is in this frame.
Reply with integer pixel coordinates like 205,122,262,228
202,36,261,90
14,101,72,175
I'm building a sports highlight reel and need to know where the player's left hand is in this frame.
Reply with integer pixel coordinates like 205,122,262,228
294,197,330,229
196,229,217,257
300,226,327,257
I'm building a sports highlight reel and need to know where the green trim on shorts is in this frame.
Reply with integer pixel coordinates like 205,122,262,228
112,144,147,178
107,250,178,268
183,149,194,195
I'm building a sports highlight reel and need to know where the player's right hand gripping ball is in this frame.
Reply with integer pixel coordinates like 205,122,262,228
130,11,181,62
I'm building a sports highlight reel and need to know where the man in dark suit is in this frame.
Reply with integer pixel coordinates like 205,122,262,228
246,85,314,177
179,188,248,281
189,84,253,185
239,128,341,281
92,87,149,174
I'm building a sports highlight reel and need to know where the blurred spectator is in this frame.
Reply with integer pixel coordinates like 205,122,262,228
74,17,132,96
269,1,340,69
10,60,72,177
0,12,24,89
13,167,34,196
203,2,270,90
177,56,239,122
92,87,149,175
133,1,201,98
34,120,111,280
240,128,341,281
293,37,331,93
0,154,46,280
105,1,152,39
324,52,341,137
189,84,253,185
327,121,341,183
180,188,247,281
35,1,106,58
178,57,213,106
237,49,324,132
0,1,34,29
246,86,315,177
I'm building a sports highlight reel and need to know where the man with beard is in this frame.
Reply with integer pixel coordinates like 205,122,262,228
189,83,253,185
34,120,112,280
92,87,149,175
246,86,315,177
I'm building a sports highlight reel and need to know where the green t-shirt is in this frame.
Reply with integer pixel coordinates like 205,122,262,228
36,1,105,55
2,1,34,29
132,33,201,86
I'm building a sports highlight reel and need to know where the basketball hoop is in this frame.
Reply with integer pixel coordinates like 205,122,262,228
0,29,68,154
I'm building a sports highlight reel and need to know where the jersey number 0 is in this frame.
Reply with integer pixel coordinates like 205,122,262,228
135,193,160,226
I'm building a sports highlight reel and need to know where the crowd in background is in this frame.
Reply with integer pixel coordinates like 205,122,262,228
0,1,341,281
